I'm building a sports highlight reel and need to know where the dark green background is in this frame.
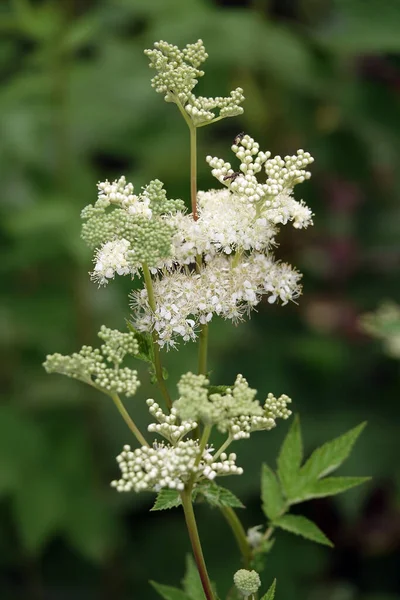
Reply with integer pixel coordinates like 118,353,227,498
1,0,400,598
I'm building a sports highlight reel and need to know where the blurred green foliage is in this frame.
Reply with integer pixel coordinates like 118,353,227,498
1,0,400,598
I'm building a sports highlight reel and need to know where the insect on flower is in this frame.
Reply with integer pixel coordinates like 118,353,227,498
234,131,245,145
223,171,241,182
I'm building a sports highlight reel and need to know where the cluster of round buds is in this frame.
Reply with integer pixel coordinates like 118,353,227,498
173,372,291,442
111,442,243,493
146,399,197,443
233,569,261,598
264,149,313,194
263,392,292,421
206,135,314,228
144,40,207,104
145,39,244,127
229,414,276,440
43,327,140,397
228,392,292,440
185,88,244,126
81,178,184,285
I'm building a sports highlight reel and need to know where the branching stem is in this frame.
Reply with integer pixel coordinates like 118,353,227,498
181,489,216,600
110,393,150,447
141,262,173,412
220,505,252,568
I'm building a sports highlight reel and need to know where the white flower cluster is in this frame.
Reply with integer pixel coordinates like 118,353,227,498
97,176,152,217
93,238,134,282
145,39,244,126
125,134,313,347
132,254,302,348
111,443,243,493
43,326,140,397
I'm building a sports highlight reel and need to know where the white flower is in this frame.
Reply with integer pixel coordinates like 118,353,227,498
131,253,302,347
92,238,135,285
97,176,152,218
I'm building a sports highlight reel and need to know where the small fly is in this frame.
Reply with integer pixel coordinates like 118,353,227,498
223,171,241,182
233,132,245,145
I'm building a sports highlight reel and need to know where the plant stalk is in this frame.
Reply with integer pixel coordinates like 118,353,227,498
181,489,215,600
198,322,209,375
110,393,150,447
220,505,252,568
141,262,173,411
190,124,198,219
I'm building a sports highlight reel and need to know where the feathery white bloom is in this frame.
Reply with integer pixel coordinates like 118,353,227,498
92,238,135,285
131,254,302,347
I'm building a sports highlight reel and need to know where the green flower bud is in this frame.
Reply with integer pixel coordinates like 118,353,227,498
234,569,261,597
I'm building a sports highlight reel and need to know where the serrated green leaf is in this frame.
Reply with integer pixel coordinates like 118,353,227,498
150,581,191,600
261,464,286,521
299,422,367,486
151,489,182,511
182,555,205,600
277,416,303,499
291,476,370,503
126,322,154,364
261,579,276,600
198,483,244,508
274,514,333,547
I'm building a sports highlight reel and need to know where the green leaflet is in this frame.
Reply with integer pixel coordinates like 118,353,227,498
151,489,182,511
182,555,205,600
277,416,303,499
260,579,276,600
197,483,244,508
150,581,191,600
299,422,367,484
290,476,370,503
126,322,154,364
261,464,286,521
274,514,333,547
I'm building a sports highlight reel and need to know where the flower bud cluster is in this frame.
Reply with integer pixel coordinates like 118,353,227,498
185,89,244,126
145,40,244,126
43,326,140,397
81,178,184,285
234,569,261,598
173,372,291,440
207,134,314,227
146,399,197,443
111,442,243,493
145,40,207,104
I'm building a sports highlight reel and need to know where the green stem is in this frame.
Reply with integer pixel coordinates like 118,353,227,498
110,393,150,447
220,505,252,568
213,434,233,461
189,124,198,219
198,322,209,375
141,262,173,412
181,489,216,600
